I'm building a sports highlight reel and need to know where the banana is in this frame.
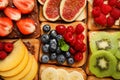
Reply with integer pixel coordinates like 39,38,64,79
57,69,69,80
41,67,58,80
69,71,84,80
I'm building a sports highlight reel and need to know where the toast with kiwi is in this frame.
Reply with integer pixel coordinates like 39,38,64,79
88,0,120,30
0,39,39,80
39,22,87,67
0,0,40,39
39,64,87,80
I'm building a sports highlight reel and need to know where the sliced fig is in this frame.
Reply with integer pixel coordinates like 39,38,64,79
60,0,86,22
43,0,61,21
38,0,46,5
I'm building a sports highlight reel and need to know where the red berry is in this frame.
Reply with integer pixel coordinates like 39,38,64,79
56,25,66,35
66,26,74,33
116,1,120,9
76,34,85,41
94,13,107,26
81,44,86,53
110,8,120,20
74,52,83,61
4,42,13,53
75,24,84,34
93,0,103,7
64,32,74,43
74,40,85,51
92,7,101,17
70,38,76,47
101,4,112,15
107,16,115,27
69,47,76,55
108,0,117,6
0,51,7,60
0,42,4,51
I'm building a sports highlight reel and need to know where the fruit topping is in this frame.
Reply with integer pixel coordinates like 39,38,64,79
13,0,35,14
64,32,74,43
107,16,115,27
42,44,49,53
0,17,13,37
56,35,63,41
41,34,50,44
69,47,76,55
74,40,85,51
56,47,62,54
74,52,83,61
4,7,21,21
116,1,120,9
76,34,85,41
108,0,117,6
67,57,74,65
4,42,13,53
65,52,71,58
57,54,66,64
56,25,66,35
110,8,120,20
75,24,84,34
0,0,8,10
0,51,7,60
16,18,35,35
50,53,57,60
0,42,4,51
66,26,74,33
92,7,101,17
49,40,57,52
101,4,112,15
49,30,57,39
43,24,51,32
41,54,49,63
93,0,103,7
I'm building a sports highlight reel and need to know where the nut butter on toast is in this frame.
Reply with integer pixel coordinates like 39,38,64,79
0,39,40,80
39,22,87,67
39,64,87,80
0,0,40,39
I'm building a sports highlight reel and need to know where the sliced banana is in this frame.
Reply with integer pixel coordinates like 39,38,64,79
69,71,84,80
41,67,58,80
57,69,69,80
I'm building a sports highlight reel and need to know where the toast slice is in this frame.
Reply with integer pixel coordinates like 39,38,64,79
0,0,40,39
0,39,40,80
88,0,120,30
39,22,87,67
39,64,87,80
87,76,113,80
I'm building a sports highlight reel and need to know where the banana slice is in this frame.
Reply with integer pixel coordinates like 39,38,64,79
69,71,84,80
57,69,69,80
41,67,58,80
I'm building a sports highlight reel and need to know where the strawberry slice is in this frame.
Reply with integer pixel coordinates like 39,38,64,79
0,17,13,37
4,7,21,21
16,18,36,35
101,4,112,15
13,0,35,14
0,0,8,10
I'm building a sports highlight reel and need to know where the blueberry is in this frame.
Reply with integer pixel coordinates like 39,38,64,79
57,54,66,64
67,57,74,65
50,39,57,45
56,35,63,41
65,52,71,58
49,30,57,39
50,53,57,60
49,43,57,52
56,47,62,54
42,44,49,53
41,34,49,44
43,24,51,32
41,54,49,63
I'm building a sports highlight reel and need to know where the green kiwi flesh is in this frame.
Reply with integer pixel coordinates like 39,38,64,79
89,50,117,78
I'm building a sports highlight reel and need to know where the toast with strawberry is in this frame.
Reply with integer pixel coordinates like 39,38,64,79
0,0,40,38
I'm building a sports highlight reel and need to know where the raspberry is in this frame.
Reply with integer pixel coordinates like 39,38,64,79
74,52,83,61
74,40,85,51
76,34,85,41
94,13,107,26
70,38,76,47
4,42,13,53
56,25,66,35
92,7,101,17
66,26,74,33
0,42,4,51
69,47,76,55
64,32,74,43
75,24,84,34
81,44,86,53
110,8,120,20
101,4,112,15
108,0,117,6
107,16,115,27
116,1,120,9
93,0,103,7
0,51,7,60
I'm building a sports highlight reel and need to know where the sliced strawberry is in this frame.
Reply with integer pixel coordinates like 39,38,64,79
92,7,101,17
94,13,107,26
93,0,103,7
108,0,117,6
0,0,8,10
16,18,36,35
13,0,35,14
4,7,21,21
110,8,120,20
107,16,115,27
0,17,13,37
101,4,112,15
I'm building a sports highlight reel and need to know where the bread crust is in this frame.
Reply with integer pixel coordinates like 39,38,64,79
87,76,113,80
39,64,87,80
88,1,120,30
39,22,87,67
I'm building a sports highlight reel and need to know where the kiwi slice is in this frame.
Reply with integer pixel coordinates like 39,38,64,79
112,59,120,79
89,50,117,78
90,32,117,55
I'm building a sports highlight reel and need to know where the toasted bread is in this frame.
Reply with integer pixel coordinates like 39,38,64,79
0,39,40,80
39,64,87,80
87,76,113,80
88,0,120,30
0,0,40,39
39,22,87,67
